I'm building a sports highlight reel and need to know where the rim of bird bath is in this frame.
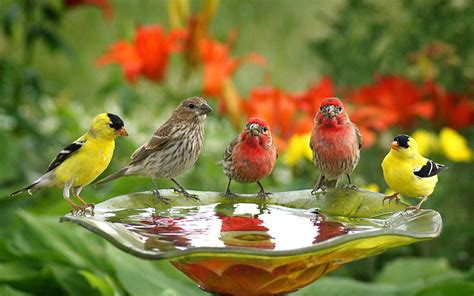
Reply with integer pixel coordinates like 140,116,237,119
60,188,442,295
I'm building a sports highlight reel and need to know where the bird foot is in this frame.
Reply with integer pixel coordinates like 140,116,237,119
404,204,422,212
152,189,170,204
70,205,91,216
257,190,272,199
343,184,358,190
173,187,200,201
383,193,400,205
223,190,238,198
311,185,326,195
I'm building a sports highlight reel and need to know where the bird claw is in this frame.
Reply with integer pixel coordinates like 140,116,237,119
343,184,358,190
257,190,272,199
70,205,92,216
383,193,400,205
223,191,238,198
404,204,421,212
173,187,200,201
152,189,170,204
311,186,326,195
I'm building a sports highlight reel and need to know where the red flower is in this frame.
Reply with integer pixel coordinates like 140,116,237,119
64,0,113,18
423,81,474,129
199,38,265,96
97,25,186,83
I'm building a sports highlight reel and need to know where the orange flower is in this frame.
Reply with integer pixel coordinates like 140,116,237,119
97,25,186,83
199,37,265,96
64,0,113,18
348,75,434,130
423,81,474,129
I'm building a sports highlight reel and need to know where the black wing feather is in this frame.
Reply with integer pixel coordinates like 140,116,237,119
46,140,85,172
414,160,446,178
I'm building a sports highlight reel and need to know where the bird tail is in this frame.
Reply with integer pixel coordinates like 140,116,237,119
95,167,129,188
10,181,39,196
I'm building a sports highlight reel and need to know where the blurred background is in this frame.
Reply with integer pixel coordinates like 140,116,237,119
0,0,473,295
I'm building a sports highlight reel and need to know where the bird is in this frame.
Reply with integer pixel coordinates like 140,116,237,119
382,134,447,211
10,113,128,214
309,97,362,193
95,97,212,203
222,118,277,198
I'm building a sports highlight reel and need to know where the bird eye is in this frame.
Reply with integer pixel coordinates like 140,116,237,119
188,103,196,109
262,127,268,133
337,106,342,112
319,106,323,111
109,123,114,128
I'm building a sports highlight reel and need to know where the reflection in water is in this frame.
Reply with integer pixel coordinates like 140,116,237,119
102,203,379,252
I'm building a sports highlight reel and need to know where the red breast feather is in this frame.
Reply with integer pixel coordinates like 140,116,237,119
311,112,360,180
228,129,277,183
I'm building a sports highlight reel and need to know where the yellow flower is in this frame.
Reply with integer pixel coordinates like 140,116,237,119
412,129,439,156
439,127,473,162
283,133,313,166
360,183,380,193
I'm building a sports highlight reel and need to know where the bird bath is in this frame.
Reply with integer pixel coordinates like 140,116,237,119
60,189,442,295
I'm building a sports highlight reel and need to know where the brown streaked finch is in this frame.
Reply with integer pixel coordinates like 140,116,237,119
309,97,362,194
222,118,277,198
95,97,212,202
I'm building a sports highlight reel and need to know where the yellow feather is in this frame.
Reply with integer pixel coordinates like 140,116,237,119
382,136,439,199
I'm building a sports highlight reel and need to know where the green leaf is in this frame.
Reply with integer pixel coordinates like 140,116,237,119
0,285,31,296
2,4,20,37
295,276,404,296
47,264,100,296
376,257,464,285
414,280,474,296
0,262,39,281
106,245,203,296
78,270,117,296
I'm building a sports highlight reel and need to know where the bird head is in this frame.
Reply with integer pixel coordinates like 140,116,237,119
174,97,213,122
316,97,348,126
389,134,419,159
241,118,272,146
90,113,128,139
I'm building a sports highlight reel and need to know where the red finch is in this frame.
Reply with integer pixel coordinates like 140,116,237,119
310,97,362,193
96,97,212,202
222,118,277,198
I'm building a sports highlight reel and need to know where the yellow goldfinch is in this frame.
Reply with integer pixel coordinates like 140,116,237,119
382,134,446,210
10,113,128,213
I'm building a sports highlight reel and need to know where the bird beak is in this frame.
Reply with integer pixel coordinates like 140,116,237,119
322,105,337,118
198,102,213,115
389,141,400,151
248,123,260,137
116,128,128,136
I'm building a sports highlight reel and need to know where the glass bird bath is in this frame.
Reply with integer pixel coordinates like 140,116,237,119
60,189,442,295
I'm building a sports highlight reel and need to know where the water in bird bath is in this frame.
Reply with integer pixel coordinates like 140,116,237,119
100,202,387,252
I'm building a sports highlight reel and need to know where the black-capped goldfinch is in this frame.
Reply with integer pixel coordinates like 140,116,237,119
381,134,446,210
10,113,128,213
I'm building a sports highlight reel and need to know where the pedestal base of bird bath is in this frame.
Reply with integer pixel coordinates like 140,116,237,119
60,189,442,295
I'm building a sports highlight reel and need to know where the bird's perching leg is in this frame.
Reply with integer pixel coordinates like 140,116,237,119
64,180,83,214
72,186,94,212
344,174,358,189
406,196,428,211
171,178,199,200
151,176,170,204
223,178,237,198
257,181,272,198
311,175,325,195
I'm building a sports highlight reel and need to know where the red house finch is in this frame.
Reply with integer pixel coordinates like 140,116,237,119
222,118,277,198
96,97,212,202
310,97,362,193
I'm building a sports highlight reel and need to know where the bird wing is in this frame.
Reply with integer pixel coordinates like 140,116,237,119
353,123,363,149
46,138,86,172
129,121,174,164
413,160,447,178
223,136,239,161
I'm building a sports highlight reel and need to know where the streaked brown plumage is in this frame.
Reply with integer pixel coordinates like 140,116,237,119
310,97,362,193
95,97,212,202
222,118,277,198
